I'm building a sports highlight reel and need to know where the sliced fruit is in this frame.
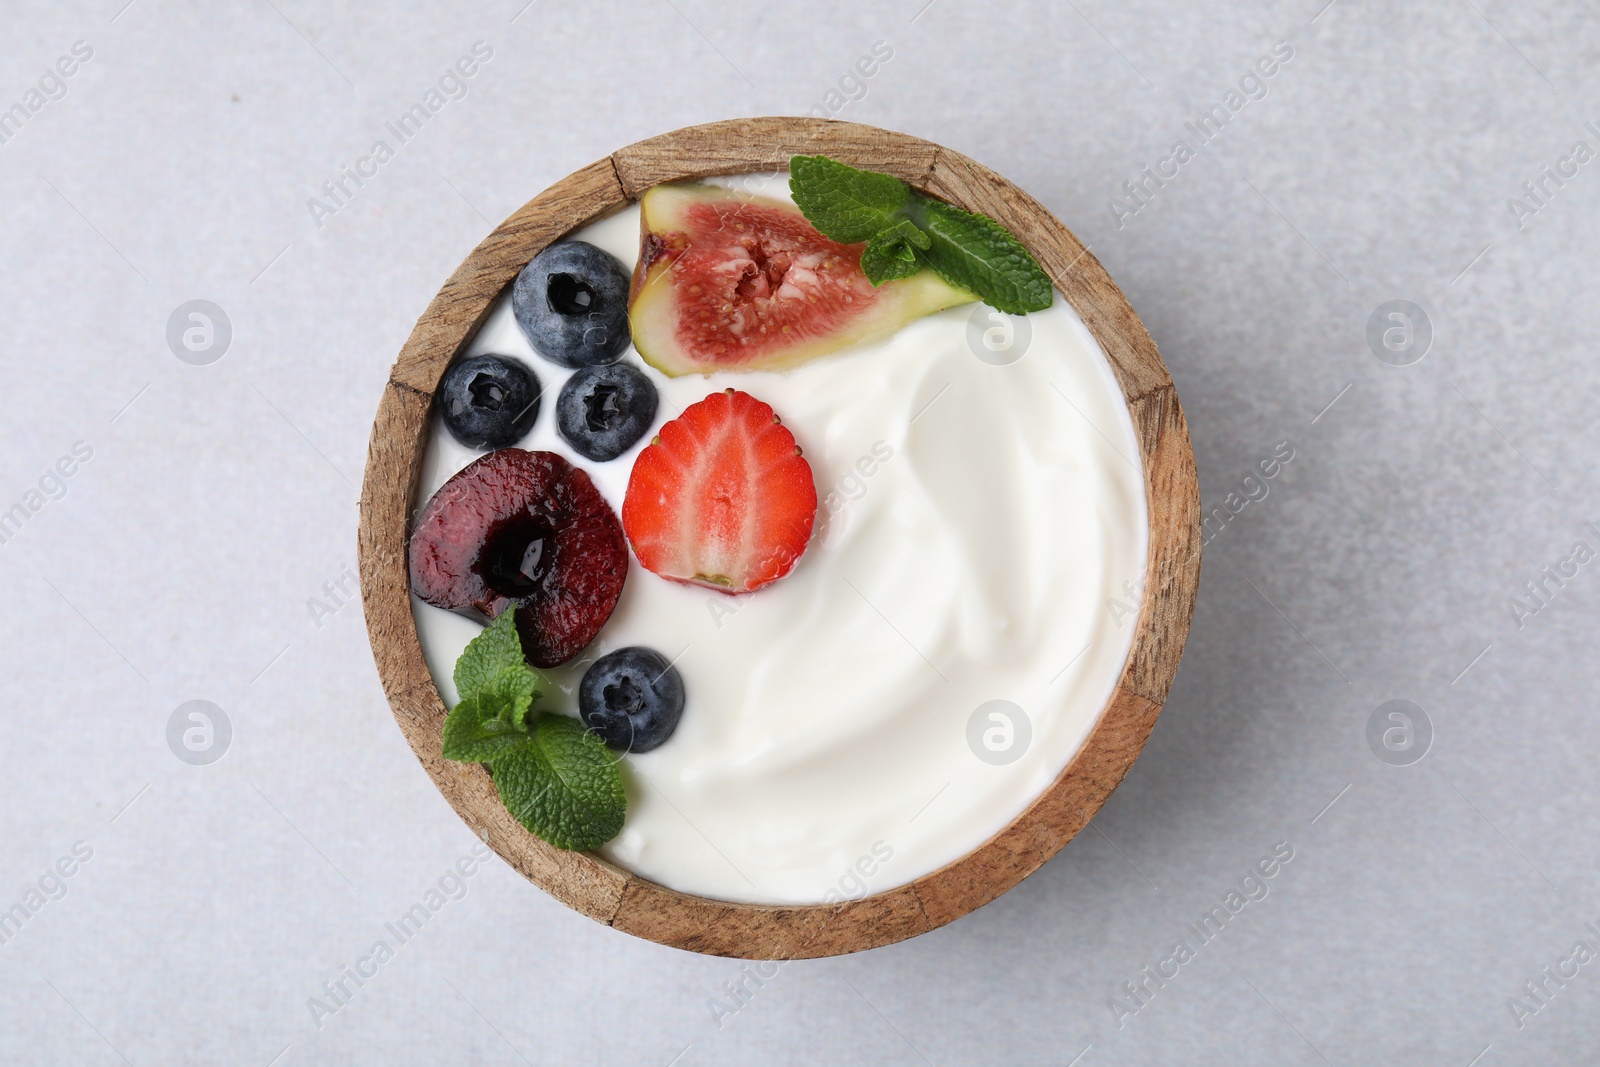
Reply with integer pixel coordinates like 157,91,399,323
628,183,975,375
622,388,817,592
409,449,628,667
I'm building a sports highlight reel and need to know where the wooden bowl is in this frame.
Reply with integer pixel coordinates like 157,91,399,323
358,117,1200,959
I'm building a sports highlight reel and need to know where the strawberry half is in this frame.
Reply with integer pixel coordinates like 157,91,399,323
622,388,818,592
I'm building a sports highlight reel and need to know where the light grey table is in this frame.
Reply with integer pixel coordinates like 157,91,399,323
2,1,1597,1063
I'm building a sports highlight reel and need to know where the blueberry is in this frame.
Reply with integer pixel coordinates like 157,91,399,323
556,363,659,462
438,354,541,450
512,241,631,368
579,647,685,753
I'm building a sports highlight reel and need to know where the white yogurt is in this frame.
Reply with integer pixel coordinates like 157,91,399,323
411,174,1148,905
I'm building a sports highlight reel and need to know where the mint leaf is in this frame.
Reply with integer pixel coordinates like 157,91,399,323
787,154,1054,315
909,199,1054,315
790,154,911,242
453,609,526,699
860,219,931,285
442,664,538,761
492,713,626,852
441,694,521,763
480,663,539,728
443,610,544,761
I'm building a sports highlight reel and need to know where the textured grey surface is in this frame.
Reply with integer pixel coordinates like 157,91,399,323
2,0,1598,1063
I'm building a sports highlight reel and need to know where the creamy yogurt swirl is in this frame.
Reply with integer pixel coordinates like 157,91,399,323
412,174,1147,905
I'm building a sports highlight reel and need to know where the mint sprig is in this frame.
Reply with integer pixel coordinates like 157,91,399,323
441,676,534,762
860,218,931,284
789,154,1054,315
440,611,625,851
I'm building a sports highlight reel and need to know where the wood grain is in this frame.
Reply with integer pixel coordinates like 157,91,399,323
359,118,1201,959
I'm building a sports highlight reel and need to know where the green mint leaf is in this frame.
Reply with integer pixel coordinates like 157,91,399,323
453,609,527,699
788,154,1054,315
491,713,626,852
441,678,534,763
860,219,931,285
909,198,1055,315
860,239,919,285
789,154,911,242
482,663,539,727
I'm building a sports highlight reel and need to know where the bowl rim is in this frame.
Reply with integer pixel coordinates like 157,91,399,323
358,117,1201,959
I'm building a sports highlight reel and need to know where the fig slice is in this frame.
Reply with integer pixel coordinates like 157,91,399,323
628,183,975,376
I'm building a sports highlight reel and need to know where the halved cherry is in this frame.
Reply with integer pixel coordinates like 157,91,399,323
409,449,627,667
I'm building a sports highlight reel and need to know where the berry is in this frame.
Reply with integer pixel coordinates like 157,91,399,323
438,354,541,450
622,389,817,593
556,363,659,462
512,241,631,368
409,449,628,667
578,647,685,753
